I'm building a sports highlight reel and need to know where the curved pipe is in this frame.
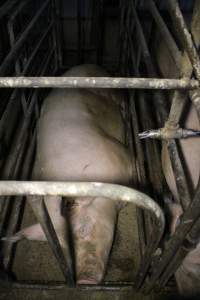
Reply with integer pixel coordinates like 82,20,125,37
0,180,165,263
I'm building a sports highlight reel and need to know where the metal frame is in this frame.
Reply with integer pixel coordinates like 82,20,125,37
118,0,200,292
0,0,58,289
0,0,200,294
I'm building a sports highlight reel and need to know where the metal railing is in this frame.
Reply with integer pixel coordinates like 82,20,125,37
119,0,200,292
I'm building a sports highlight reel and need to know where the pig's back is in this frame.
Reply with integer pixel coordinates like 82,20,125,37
33,88,132,185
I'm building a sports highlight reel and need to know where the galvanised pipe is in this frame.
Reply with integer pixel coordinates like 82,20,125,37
0,181,164,230
0,77,198,89
0,181,165,288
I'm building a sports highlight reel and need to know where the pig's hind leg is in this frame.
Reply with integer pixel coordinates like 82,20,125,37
2,196,67,246
1,223,46,243
69,197,118,285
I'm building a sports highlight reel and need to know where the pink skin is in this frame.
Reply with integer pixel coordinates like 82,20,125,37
3,64,132,285
162,103,200,296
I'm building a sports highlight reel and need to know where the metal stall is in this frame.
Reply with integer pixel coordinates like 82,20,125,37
0,0,199,298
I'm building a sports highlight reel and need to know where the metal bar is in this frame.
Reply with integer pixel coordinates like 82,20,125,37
8,0,29,22
148,0,181,70
167,0,200,81
126,4,167,288
1,181,165,286
166,91,187,127
0,48,54,236
0,77,198,89
167,140,192,209
130,3,192,213
97,0,104,66
3,132,36,270
146,2,200,289
22,21,54,75
27,196,74,286
0,182,164,221
123,2,149,262
53,0,63,69
157,88,200,287
147,177,200,292
0,0,50,75
129,92,148,258
2,280,134,291
164,0,200,130
1,49,54,180
77,0,82,64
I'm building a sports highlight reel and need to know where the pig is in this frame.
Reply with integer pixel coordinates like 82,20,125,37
4,64,132,284
162,103,200,297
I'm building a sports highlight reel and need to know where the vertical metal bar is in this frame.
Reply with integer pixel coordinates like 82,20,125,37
28,196,75,286
131,2,192,212
53,0,63,69
126,2,168,288
3,131,36,270
97,0,104,66
148,0,181,70
7,17,28,116
158,88,200,287
51,0,58,72
167,0,200,81
77,0,82,64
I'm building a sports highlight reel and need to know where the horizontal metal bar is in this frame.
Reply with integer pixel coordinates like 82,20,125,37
2,280,134,291
0,181,163,221
1,181,165,283
0,77,198,89
0,181,164,238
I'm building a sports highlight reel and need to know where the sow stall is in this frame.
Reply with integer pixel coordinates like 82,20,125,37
0,0,199,299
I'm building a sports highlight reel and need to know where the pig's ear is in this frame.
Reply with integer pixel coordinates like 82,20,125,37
2,223,46,243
